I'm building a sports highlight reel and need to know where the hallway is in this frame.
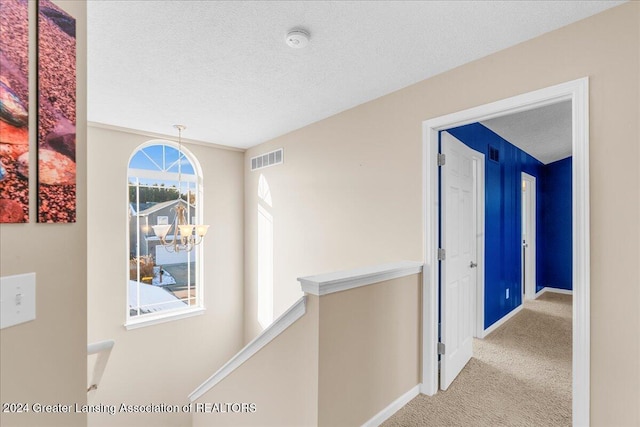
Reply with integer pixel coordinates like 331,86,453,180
385,293,572,426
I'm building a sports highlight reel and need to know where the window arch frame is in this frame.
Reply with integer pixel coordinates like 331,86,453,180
125,139,206,329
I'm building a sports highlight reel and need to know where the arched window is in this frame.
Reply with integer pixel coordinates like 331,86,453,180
257,174,273,329
126,142,204,327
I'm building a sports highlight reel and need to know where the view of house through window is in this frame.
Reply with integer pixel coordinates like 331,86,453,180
128,143,203,321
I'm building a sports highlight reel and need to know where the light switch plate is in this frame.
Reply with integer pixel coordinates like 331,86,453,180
1,273,36,329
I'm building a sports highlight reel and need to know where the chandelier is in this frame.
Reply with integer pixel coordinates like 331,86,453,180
151,125,209,253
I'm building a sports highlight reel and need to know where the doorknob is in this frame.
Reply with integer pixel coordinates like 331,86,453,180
470,261,477,268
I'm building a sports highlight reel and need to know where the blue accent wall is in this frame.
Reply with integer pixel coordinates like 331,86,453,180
445,124,572,330
539,157,573,291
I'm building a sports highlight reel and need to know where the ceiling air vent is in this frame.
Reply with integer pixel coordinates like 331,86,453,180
251,148,283,171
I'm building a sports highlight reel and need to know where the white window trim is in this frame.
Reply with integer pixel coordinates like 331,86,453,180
125,307,205,330
125,140,206,329
128,168,198,183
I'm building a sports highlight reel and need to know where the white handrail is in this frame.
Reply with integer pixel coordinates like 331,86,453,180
189,262,423,403
87,339,115,400
189,296,306,402
88,339,114,355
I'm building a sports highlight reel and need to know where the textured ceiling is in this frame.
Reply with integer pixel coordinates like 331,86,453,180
87,1,622,149
481,101,572,164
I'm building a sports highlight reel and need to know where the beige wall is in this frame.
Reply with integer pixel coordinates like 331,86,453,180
243,116,423,341
195,273,419,427
87,125,244,426
0,1,87,426
193,295,320,427
245,3,640,426
318,275,421,427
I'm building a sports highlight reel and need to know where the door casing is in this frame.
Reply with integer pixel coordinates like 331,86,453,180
521,172,537,301
420,78,590,427
472,152,485,339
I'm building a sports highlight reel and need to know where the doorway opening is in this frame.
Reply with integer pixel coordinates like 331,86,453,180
421,78,590,426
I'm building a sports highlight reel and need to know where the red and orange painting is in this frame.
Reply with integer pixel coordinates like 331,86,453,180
37,0,76,223
0,0,30,223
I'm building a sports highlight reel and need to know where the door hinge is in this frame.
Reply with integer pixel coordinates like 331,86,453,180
438,248,446,261
438,342,446,355
437,153,446,166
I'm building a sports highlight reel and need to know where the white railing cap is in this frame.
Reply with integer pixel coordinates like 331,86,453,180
298,261,423,296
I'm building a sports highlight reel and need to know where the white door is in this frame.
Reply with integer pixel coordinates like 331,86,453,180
521,173,537,300
440,131,478,390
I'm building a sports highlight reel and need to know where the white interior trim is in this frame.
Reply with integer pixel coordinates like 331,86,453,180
361,384,420,427
521,172,537,301
481,304,524,338
124,307,205,330
298,261,423,296
189,296,306,402
535,287,574,298
125,139,206,329
421,77,590,427
127,168,198,184
472,151,486,339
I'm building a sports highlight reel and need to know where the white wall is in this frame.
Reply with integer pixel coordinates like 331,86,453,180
0,1,87,426
87,125,245,426
193,296,319,427
243,131,422,340
243,4,640,425
318,274,421,426
194,273,420,427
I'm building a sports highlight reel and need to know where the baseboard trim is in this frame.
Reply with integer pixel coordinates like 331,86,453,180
481,304,523,338
535,287,573,299
361,384,420,427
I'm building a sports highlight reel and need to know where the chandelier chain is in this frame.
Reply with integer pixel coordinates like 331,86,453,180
150,125,209,253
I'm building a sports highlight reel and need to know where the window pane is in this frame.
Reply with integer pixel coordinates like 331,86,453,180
129,150,160,171
167,153,195,175
127,144,200,320
129,145,196,175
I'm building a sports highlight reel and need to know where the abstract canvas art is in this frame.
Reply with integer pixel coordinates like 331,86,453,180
37,0,76,223
0,0,30,223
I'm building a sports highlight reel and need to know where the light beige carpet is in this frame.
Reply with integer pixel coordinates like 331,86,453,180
383,292,572,427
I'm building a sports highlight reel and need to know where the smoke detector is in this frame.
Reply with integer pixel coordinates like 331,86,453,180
286,29,310,49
